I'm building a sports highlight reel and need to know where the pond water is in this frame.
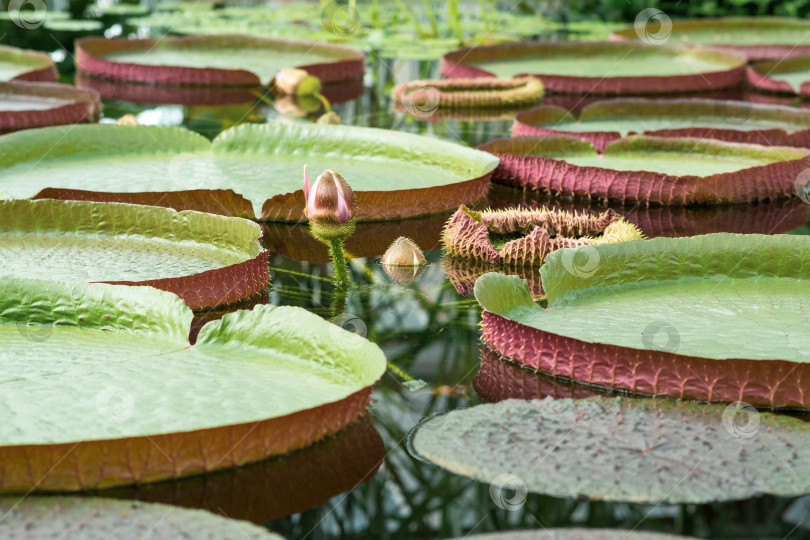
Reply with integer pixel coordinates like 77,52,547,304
82,53,810,538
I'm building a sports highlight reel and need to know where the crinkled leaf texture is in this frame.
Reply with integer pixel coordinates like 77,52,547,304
0,199,268,310
412,397,810,504
0,497,284,539
0,279,386,492
0,122,498,222
475,233,810,408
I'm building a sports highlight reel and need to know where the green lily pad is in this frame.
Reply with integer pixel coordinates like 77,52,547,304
0,497,283,539
748,55,810,97
512,99,810,151
478,135,810,204
0,279,386,492
412,397,810,504
0,199,268,310
611,17,810,61
442,42,746,95
0,44,56,82
0,80,99,132
75,35,364,86
0,123,498,222
474,233,810,408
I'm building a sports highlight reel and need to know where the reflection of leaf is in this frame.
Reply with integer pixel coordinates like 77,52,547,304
0,497,284,539
413,397,810,504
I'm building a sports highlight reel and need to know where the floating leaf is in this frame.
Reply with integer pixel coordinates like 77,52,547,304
0,81,99,132
442,205,642,265
478,135,810,204
0,199,268,310
0,497,284,539
475,233,810,408
76,35,364,86
412,397,810,504
0,279,386,492
454,529,697,540
748,54,810,98
392,76,543,111
442,42,745,95
0,123,498,222
513,99,810,151
0,44,56,82
612,17,810,62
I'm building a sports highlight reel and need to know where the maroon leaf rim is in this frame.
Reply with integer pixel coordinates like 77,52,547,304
0,45,57,83
75,35,364,87
610,16,810,62
748,55,810,98
0,386,373,493
441,41,746,95
512,98,810,152
0,81,100,133
442,256,545,299
478,134,810,205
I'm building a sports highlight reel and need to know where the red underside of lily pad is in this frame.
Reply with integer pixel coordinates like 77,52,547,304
479,135,810,205
75,35,364,87
481,312,810,409
0,81,100,133
0,385,373,493
104,250,270,312
747,58,810,98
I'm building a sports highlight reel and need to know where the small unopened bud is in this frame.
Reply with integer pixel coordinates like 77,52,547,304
275,68,322,96
382,237,426,266
116,114,138,126
304,165,357,224
316,111,342,125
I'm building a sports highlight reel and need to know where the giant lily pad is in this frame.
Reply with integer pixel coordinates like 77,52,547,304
512,99,810,152
748,55,810,98
392,76,543,111
76,35,364,86
478,135,810,204
611,17,810,62
0,497,283,539
475,233,810,409
412,397,810,503
0,280,386,492
0,81,99,133
441,42,746,95
0,123,498,221
0,44,57,82
0,199,269,310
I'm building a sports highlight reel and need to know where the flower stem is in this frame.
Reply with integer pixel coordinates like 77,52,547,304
329,237,349,283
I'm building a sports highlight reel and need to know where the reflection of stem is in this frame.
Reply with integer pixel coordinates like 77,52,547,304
329,237,350,283
252,88,275,108
314,92,332,112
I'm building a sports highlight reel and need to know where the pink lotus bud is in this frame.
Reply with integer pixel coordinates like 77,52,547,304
116,114,139,126
275,68,322,96
303,165,357,224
